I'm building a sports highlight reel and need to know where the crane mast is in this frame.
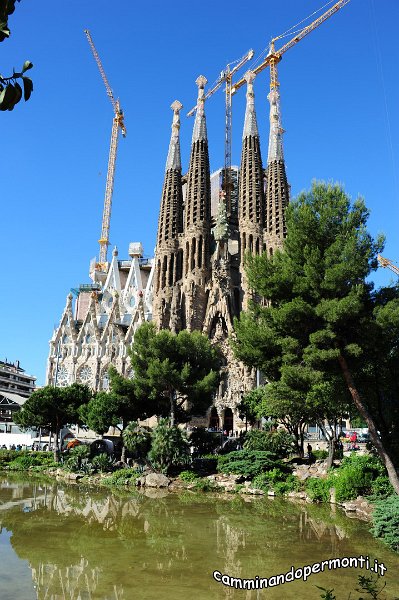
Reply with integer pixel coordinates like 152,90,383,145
187,49,254,217
378,255,399,276
84,29,126,268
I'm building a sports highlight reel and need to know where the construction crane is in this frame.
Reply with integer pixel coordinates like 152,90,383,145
187,49,254,217
84,29,126,268
232,0,351,96
378,254,399,276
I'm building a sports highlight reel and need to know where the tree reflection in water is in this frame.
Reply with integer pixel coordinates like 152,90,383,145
0,475,397,600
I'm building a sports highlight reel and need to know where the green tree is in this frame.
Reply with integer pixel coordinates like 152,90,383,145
14,384,92,461
148,418,191,473
1,1,33,110
79,366,147,462
233,182,399,493
130,322,220,426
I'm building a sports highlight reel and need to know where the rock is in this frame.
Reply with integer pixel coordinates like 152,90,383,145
343,503,357,512
144,473,170,488
267,490,276,497
247,488,265,495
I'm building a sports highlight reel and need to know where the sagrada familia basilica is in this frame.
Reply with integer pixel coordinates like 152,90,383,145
46,70,289,433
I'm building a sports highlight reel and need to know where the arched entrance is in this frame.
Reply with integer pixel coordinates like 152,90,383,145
223,408,234,436
209,406,220,431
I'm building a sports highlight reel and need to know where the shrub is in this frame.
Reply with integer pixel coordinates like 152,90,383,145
252,470,301,495
122,421,151,459
331,454,385,502
371,495,399,553
312,450,328,460
179,470,198,483
306,477,330,503
69,445,91,459
103,468,140,487
193,478,220,492
148,419,191,474
369,475,394,500
217,450,285,478
91,453,113,473
7,452,57,471
243,429,294,457
189,428,220,456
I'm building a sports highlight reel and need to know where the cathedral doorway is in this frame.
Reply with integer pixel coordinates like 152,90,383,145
209,407,219,431
223,408,234,436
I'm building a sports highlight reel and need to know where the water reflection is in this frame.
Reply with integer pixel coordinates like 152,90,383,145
0,475,398,600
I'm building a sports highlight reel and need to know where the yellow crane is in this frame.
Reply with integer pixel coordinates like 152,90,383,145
84,29,126,268
377,255,399,276
187,49,254,216
232,0,351,97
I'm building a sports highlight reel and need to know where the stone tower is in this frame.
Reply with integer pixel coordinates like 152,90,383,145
182,75,212,331
265,87,290,253
153,100,184,331
238,71,266,309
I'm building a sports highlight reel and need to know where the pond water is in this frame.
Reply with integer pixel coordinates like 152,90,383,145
0,474,398,600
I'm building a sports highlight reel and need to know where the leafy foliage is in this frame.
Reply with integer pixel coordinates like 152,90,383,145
217,450,285,478
371,495,399,553
179,470,198,483
188,428,221,457
306,477,331,503
14,384,92,460
122,421,151,459
252,469,301,495
0,1,33,110
91,453,113,473
130,322,220,424
243,428,294,457
233,182,399,490
7,452,57,471
102,468,140,487
148,418,191,474
330,454,385,502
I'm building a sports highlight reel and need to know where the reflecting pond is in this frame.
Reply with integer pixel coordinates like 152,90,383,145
0,474,398,600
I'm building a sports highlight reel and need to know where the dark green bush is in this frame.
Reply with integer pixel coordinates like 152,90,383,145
193,478,220,492
122,421,151,459
217,450,284,478
371,495,399,553
91,453,113,473
369,475,394,500
243,429,294,457
179,470,198,483
189,428,220,456
149,419,191,474
312,450,328,460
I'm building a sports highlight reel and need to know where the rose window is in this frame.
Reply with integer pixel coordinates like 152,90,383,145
77,366,93,383
56,366,69,387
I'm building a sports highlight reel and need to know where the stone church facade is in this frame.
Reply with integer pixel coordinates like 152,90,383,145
47,70,289,433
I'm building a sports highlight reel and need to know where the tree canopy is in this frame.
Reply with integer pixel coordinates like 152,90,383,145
129,322,220,425
1,1,33,111
14,384,92,460
233,182,399,493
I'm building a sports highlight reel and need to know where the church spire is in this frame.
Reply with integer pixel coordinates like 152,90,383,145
153,101,184,329
267,89,284,163
165,100,182,171
242,70,259,139
185,76,211,230
156,100,184,247
265,87,289,250
239,71,265,232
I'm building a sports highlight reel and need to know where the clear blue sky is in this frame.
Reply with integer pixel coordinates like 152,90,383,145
1,0,398,385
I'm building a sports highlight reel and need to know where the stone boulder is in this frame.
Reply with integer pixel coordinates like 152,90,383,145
142,473,170,488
